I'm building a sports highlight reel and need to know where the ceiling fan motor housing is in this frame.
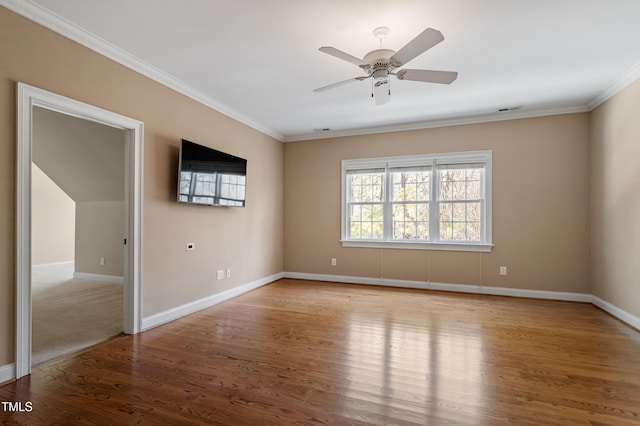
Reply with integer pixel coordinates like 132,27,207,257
362,48,397,79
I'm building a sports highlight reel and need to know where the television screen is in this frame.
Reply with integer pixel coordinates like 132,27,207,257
177,139,247,207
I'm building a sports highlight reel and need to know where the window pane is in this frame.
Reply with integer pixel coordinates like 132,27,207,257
350,172,384,202
349,203,383,240
440,220,453,240
467,202,481,222
392,202,429,240
417,222,429,239
362,222,373,239
362,204,372,220
392,204,404,220
350,205,362,221
453,181,466,200
467,179,481,199
453,203,466,221
373,221,384,239
453,222,467,240
391,170,430,202
393,183,405,201
439,167,482,201
350,222,362,239
405,222,417,238
372,204,384,221
437,165,483,242
468,222,481,241
439,201,481,242
417,204,429,222
393,222,404,239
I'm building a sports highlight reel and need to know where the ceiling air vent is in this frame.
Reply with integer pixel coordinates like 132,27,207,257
497,106,522,113
313,128,331,132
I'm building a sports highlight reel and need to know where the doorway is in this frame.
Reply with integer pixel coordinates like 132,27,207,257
16,83,143,379
31,106,125,365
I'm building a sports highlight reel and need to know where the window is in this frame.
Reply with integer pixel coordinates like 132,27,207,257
342,151,492,252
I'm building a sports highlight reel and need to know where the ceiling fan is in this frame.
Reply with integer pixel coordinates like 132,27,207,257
313,26,458,105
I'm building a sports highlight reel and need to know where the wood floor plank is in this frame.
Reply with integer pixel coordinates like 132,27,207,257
2,279,640,425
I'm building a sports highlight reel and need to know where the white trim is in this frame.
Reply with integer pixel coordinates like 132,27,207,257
0,0,284,142
591,296,640,330
142,272,285,331
3,0,640,144
340,240,493,252
0,363,15,384
587,61,640,110
16,83,33,380
72,272,124,284
1,276,635,385
16,83,144,379
284,272,593,303
122,115,144,336
284,105,591,142
31,260,74,270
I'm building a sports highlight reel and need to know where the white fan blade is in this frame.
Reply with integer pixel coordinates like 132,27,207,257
313,76,368,92
373,80,390,105
397,69,458,84
319,47,369,67
390,28,444,66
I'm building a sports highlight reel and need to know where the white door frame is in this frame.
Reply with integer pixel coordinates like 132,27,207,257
16,83,143,378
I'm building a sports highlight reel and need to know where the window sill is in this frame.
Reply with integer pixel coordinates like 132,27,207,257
340,240,494,252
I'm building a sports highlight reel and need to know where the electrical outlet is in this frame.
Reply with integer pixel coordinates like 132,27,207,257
186,243,195,251
226,268,231,278
331,258,337,266
499,266,508,276
100,257,105,266
216,270,224,280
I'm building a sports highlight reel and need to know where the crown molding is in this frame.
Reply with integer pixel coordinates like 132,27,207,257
587,61,640,110
4,0,639,144
283,105,591,142
0,0,285,142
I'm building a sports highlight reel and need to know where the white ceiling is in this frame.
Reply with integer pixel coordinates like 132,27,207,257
7,0,640,141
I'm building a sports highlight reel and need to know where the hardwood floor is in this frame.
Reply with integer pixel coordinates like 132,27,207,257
2,279,640,425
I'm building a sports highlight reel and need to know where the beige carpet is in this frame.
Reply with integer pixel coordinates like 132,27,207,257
32,263,123,366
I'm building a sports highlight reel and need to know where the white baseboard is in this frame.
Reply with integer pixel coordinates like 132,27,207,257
73,272,124,284
2,273,636,385
591,296,640,330
284,272,593,303
0,363,15,384
32,260,74,270
142,272,286,331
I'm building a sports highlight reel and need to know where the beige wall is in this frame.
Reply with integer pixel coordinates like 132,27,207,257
590,78,640,318
75,201,124,277
31,164,75,265
0,7,284,366
33,105,127,278
284,114,591,293
33,106,126,203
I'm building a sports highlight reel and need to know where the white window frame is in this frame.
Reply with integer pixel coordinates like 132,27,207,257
341,150,493,252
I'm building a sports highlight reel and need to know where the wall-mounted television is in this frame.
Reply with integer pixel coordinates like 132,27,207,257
177,139,247,207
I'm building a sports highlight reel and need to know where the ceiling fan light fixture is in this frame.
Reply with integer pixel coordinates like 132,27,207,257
372,68,390,79
373,77,390,105
314,26,457,104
